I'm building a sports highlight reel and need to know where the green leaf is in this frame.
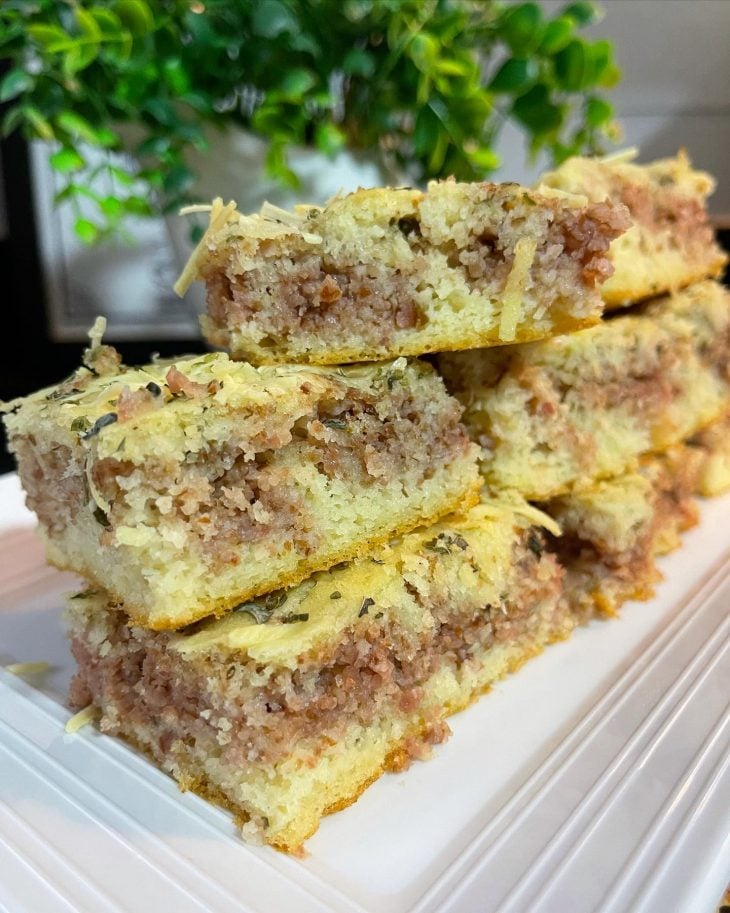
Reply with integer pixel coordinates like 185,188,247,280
252,0,298,38
54,183,80,204
89,7,123,36
113,0,154,37
162,164,194,196
279,68,317,99
314,122,345,157
409,32,439,71
413,105,440,157
343,49,375,77
587,39,615,84
27,24,71,52
108,165,136,186
538,16,574,54
597,62,621,89
554,39,589,91
24,106,55,141
124,195,153,216
95,127,119,149
466,146,501,172
265,141,299,188
585,97,612,127
162,58,190,95
1,105,26,137
136,134,170,157
433,56,475,78
0,69,33,103
500,3,544,55
143,97,178,127
561,1,599,25
512,85,564,134
57,111,101,145
75,218,99,244
50,148,85,172
100,196,123,219
489,58,537,92
63,41,99,74
75,8,102,42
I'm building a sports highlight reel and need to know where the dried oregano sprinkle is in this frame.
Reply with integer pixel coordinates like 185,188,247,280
358,597,375,618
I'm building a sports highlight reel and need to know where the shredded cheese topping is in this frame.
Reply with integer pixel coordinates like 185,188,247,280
599,146,639,165
65,704,99,734
174,197,239,297
463,496,562,537
85,451,112,516
87,316,107,350
499,238,537,342
173,196,324,298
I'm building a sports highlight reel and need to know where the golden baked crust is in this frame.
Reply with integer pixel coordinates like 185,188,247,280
4,349,479,630
538,150,727,306
440,280,730,500
176,181,628,364
687,410,730,496
65,494,570,852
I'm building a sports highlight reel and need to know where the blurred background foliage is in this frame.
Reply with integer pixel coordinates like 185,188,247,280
0,0,621,242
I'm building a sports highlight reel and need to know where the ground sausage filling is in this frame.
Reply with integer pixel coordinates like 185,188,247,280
202,195,627,351
13,385,471,569
68,536,563,773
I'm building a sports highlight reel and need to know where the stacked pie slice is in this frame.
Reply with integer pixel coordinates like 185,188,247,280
4,150,728,853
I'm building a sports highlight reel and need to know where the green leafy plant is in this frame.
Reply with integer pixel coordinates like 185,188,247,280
0,0,621,243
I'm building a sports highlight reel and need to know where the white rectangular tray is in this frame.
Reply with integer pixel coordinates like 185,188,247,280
0,472,728,913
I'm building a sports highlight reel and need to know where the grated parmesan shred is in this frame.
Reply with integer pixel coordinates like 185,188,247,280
462,497,562,538
65,704,99,734
498,238,537,342
85,452,112,516
174,196,324,298
599,147,639,165
174,197,239,297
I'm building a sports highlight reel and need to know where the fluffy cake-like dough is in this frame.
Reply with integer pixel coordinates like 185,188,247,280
544,447,702,621
176,181,628,364
440,280,730,500
4,348,479,630
688,410,730,496
538,150,726,307
66,495,570,853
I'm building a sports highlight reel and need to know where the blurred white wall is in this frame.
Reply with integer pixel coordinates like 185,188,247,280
495,0,730,218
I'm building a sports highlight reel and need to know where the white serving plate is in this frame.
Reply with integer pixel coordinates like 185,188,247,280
0,471,728,913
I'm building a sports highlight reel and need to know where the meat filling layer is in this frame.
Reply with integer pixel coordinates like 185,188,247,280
69,536,562,772
203,196,626,350
13,386,470,569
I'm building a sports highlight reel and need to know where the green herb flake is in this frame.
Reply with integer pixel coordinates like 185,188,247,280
233,601,273,624
81,412,118,440
281,612,309,624
395,216,421,238
425,535,450,555
374,611,384,619
330,590,342,600
527,530,544,558
358,597,375,618
70,416,91,433
226,665,236,679
145,381,162,397
323,417,348,430
92,506,110,527
264,590,288,611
